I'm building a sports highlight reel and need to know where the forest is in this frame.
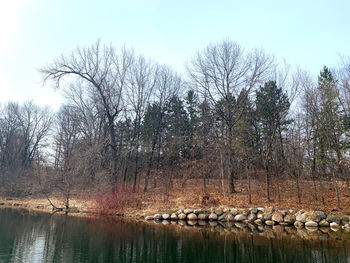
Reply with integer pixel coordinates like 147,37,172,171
1,40,350,211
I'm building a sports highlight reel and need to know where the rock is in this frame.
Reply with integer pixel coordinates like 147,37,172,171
296,213,307,223
315,210,327,219
283,214,296,224
215,209,223,216
230,208,238,216
344,224,350,229
306,211,322,223
289,209,297,214
178,213,187,220
145,216,153,220
265,207,275,214
272,212,284,223
319,219,329,227
342,216,350,224
198,214,208,220
305,221,318,227
263,213,272,221
265,220,275,226
254,219,263,225
257,211,264,219
226,213,235,221
249,208,258,214
247,213,257,222
234,214,247,221
326,215,341,224
257,207,265,212
162,220,170,225
192,209,201,215
187,213,197,220
240,208,250,216
177,209,183,214
209,213,218,221
218,213,227,221
170,213,178,220
162,214,170,220
153,214,162,220
184,209,193,215
294,221,304,228
330,222,340,229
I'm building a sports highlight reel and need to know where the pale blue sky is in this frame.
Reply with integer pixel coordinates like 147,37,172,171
1,0,349,110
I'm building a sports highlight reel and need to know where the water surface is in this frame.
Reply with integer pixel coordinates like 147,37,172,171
0,208,349,262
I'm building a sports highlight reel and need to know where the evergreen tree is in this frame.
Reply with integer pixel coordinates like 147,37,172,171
256,80,290,201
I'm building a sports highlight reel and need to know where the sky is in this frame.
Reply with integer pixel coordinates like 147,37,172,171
0,0,349,110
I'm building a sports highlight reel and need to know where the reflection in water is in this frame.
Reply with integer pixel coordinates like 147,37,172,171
0,208,349,263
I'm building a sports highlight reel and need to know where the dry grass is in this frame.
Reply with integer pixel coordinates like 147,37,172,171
1,176,349,218
122,176,350,217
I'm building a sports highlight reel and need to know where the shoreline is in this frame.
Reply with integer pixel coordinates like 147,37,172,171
1,196,350,231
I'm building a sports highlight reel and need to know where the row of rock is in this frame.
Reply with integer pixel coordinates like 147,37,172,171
145,207,350,229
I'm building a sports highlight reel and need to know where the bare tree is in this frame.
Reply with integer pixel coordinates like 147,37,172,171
41,41,134,184
143,65,182,192
124,56,157,191
188,40,274,193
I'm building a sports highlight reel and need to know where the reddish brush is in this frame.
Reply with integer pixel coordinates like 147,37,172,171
93,185,140,215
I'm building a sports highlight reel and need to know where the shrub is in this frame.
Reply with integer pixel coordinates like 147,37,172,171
93,185,141,215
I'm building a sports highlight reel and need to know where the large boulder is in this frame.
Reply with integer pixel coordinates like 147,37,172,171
218,213,227,221
296,213,307,223
240,208,250,216
209,213,218,221
234,214,247,222
263,213,272,221
226,213,235,221
170,213,178,220
265,220,275,226
198,214,208,220
272,212,284,223
283,214,296,224
215,209,223,216
247,213,257,222
319,219,329,227
176,209,184,214
187,213,197,220
326,215,341,224
178,213,187,220
305,221,318,227
330,222,340,229
254,219,263,225
315,210,327,219
249,208,258,214
306,211,323,223
153,214,162,220
294,221,304,228
230,208,238,216
184,209,193,215
162,214,170,220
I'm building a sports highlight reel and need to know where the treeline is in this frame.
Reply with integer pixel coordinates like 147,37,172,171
1,40,350,206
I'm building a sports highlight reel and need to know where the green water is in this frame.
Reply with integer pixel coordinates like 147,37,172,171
0,208,349,263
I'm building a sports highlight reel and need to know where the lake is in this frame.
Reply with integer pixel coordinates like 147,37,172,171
0,208,349,262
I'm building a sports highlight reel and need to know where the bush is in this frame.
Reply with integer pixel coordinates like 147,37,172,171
93,185,141,215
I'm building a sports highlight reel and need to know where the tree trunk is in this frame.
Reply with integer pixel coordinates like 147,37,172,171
295,172,301,204
247,167,252,204
265,162,271,202
220,149,225,195
228,147,235,193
